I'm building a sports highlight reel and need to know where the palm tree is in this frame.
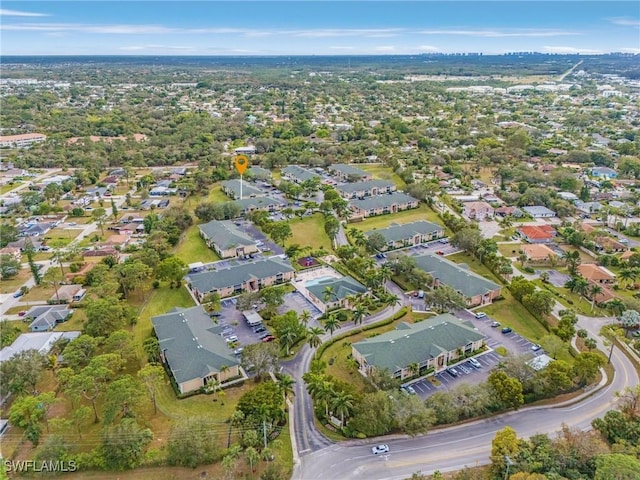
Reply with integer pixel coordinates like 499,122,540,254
278,374,296,402
378,263,393,289
573,276,590,301
588,284,603,311
518,252,528,267
605,298,626,317
306,326,324,348
323,286,337,304
330,391,355,427
352,305,367,326
501,216,514,230
299,309,312,326
323,314,341,337
279,327,298,356
383,293,401,309
407,362,420,378
618,268,636,288
565,250,581,276
540,271,550,284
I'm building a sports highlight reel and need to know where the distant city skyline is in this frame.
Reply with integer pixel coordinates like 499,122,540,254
1,1,638,56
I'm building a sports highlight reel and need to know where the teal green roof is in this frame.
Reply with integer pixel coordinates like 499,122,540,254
151,306,239,385
221,179,264,199
282,165,320,182
337,179,395,194
351,192,417,210
186,257,294,293
366,220,443,243
199,220,254,251
413,253,500,299
329,164,368,178
352,313,484,373
307,276,367,302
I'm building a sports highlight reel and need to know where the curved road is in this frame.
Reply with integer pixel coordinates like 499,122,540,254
290,292,639,479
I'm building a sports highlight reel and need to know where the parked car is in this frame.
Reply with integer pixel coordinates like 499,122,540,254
262,335,275,343
474,312,487,319
371,444,389,455
12,291,24,298
501,327,513,334
447,367,459,377
491,321,501,328
254,325,266,333
17,311,27,317
439,238,449,244
468,358,482,368
531,344,542,351
233,348,244,355
225,335,239,343
209,312,222,317
401,385,416,395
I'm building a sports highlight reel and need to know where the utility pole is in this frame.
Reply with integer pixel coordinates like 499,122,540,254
263,419,268,449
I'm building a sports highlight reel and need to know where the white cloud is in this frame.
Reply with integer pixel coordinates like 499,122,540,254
287,28,404,38
0,9,49,17
608,17,640,27
120,44,194,51
416,45,440,52
418,29,579,38
374,46,396,52
620,47,640,54
542,46,603,54
329,46,357,51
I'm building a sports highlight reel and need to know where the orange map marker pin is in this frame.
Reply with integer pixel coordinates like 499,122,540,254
235,155,249,175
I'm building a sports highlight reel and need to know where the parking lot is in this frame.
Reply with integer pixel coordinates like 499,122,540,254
405,309,546,400
373,238,461,266
214,300,276,356
279,291,322,322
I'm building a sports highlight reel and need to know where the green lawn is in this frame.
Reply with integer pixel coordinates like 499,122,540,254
0,268,31,294
350,204,443,232
287,213,333,251
175,225,220,264
447,252,550,341
204,184,230,203
497,243,522,258
0,182,22,194
358,164,407,190
43,228,81,247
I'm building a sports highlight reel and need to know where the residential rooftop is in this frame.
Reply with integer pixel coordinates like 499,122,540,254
329,164,369,178
352,313,484,373
306,275,367,302
351,192,417,211
281,165,321,182
199,220,255,251
336,179,395,194
151,306,239,385
221,179,264,198
365,220,444,243
413,253,501,299
186,257,295,293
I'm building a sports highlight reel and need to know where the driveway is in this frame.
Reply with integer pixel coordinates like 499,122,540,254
478,219,501,239
541,269,570,288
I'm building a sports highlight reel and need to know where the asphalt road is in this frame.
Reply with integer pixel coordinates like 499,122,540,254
295,332,636,480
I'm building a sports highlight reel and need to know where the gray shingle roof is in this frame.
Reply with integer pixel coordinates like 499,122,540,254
329,164,368,178
151,306,239,385
307,276,367,302
232,197,285,212
249,166,272,178
281,165,320,182
365,221,443,243
353,313,484,372
186,257,294,293
337,180,395,194
221,179,264,199
199,220,255,251
26,305,72,331
413,253,500,299
351,192,417,211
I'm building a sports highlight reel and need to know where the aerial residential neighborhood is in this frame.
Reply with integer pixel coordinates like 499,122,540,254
1,4,640,479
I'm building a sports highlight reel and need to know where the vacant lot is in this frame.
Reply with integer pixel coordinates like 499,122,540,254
358,164,407,190
44,228,81,247
287,213,333,251
351,204,443,232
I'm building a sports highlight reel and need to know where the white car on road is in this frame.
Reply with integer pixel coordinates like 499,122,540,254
372,444,389,455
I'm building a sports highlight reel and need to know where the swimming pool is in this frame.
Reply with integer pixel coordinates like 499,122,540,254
304,276,339,288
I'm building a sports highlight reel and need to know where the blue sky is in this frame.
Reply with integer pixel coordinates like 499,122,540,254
1,2,639,55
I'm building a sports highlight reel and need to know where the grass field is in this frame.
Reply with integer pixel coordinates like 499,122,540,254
0,268,31,294
204,184,230,203
43,228,81,247
287,213,333,251
447,252,550,341
358,164,407,190
0,181,22,195
175,225,220,264
497,243,522,258
350,204,443,232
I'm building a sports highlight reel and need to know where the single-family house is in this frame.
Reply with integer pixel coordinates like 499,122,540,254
522,206,556,218
336,180,396,199
151,306,243,395
365,221,445,251
594,236,627,253
558,192,578,202
413,254,502,307
6,237,42,252
281,165,321,184
352,313,485,379
590,167,617,179
221,179,264,200
577,264,616,284
328,164,372,182
303,276,368,313
186,257,295,300
25,305,73,332
0,247,21,260
517,225,557,244
199,220,259,259
349,192,419,219
0,331,80,364
494,206,523,218
520,244,561,264
0,133,47,149
463,201,494,220
575,201,602,215
104,234,130,248
49,284,86,304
